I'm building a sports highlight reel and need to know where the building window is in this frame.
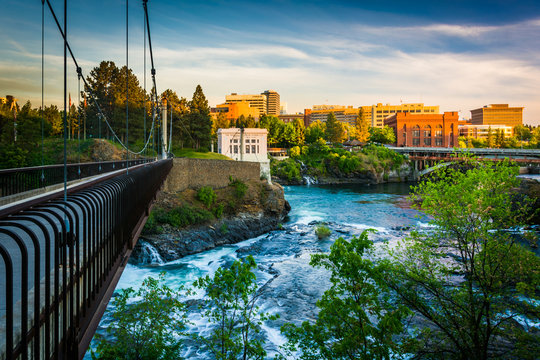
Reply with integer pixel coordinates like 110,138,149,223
229,145,232,153
412,125,420,138
424,138,432,146
233,139,238,143
257,145,259,153
234,145,238,154
413,138,420,145
435,138,443,146
252,145,256,153
246,145,250,153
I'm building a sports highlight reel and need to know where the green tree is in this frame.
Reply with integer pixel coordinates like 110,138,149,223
279,230,410,360
292,118,305,145
281,122,297,147
355,107,369,142
514,124,531,141
486,126,494,147
259,115,283,146
495,128,505,148
92,274,188,360
368,126,396,144
187,85,212,149
194,256,275,360
161,89,189,149
325,112,346,143
305,120,326,144
386,159,540,359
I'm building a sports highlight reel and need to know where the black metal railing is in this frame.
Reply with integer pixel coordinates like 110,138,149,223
0,159,154,198
0,159,172,360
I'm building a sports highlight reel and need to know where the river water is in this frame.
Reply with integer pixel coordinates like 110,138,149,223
88,182,427,358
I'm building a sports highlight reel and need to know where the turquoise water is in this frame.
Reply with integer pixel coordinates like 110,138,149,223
87,182,425,358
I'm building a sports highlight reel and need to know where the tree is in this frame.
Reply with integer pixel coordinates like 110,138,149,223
259,115,283,146
187,85,212,149
92,274,188,360
486,126,494,148
281,122,297,147
279,230,410,360
292,118,305,146
495,128,505,148
194,256,275,360
514,125,531,141
368,126,396,144
355,107,369,142
161,89,189,149
386,159,540,359
305,120,326,144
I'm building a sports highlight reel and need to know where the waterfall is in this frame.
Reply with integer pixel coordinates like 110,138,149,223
298,160,318,186
138,240,164,265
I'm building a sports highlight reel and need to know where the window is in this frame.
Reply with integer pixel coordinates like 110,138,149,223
435,138,443,146
252,145,256,153
423,125,431,138
412,125,420,138
257,145,259,153
234,145,238,154
413,138,420,145
233,139,238,143
246,145,250,153
257,139,259,143
229,145,232,153
424,138,431,146
435,125,442,138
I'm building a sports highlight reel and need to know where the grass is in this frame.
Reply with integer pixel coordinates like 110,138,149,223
315,224,331,239
172,148,231,160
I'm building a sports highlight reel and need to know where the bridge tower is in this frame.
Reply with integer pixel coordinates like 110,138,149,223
161,98,168,158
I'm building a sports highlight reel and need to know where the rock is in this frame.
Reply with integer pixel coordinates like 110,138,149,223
130,181,290,264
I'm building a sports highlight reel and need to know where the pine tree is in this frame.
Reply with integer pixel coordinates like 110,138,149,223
355,107,369,142
187,85,212,150
486,126,494,148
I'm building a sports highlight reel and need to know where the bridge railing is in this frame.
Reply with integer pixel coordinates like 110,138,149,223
0,159,172,360
0,159,154,199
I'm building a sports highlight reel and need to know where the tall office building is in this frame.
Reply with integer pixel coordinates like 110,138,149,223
470,104,523,128
225,93,267,117
367,103,440,128
261,90,280,116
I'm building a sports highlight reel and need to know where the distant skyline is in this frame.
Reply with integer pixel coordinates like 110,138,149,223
1,0,540,125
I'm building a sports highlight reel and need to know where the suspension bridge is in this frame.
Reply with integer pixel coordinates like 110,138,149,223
0,1,176,359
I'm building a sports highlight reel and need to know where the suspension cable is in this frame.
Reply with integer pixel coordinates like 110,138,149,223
168,102,172,153
126,0,129,172
143,7,147,158
41,0,45,180
45,0,157,156
77,71,81,175
63,0,67,204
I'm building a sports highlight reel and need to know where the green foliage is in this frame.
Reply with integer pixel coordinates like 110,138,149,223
514,125,531,141
197,186,217,208
305,121,326,144
279,231,410,360
92,273,188,360
289,146,301,158
229,176,248,198
193,256,276,360
362,144,405,170
386,159,540,359
213,203,225,218
153,205,213,228
271,158,302,183
314,224,331,239
368,126,396,144
219,222,228,234
325,112,347,143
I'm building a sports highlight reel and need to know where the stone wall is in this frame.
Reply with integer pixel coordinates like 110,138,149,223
164,158,261,192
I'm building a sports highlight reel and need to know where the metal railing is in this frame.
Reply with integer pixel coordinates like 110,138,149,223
0,158,172,359
0,159,154,198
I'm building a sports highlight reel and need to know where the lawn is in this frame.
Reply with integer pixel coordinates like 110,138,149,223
173,148,231,160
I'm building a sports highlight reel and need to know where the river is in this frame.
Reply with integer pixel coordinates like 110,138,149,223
87,182,427,358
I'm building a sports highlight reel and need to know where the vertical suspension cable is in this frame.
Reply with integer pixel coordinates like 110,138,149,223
143,8,147,159
168,102,172,153
41,0,45,181
77,72,81,176
63,0,67,205
126,0,129,173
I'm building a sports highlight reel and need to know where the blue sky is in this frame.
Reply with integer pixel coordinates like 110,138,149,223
1,0,540,124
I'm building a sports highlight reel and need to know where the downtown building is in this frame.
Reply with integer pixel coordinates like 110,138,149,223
470,104,523,128
385,111,459,148
211,90,281,120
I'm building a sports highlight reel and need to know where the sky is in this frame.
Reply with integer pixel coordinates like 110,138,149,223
1,0,540,125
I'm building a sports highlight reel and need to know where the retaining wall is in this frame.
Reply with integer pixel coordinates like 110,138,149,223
164,158,261,192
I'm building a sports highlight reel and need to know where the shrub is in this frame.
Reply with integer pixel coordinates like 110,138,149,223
229,176,248,198
154,205,213,228
289,146,301,158
213,203,224,218
197,186,216,208
220,222,228,234
315,224,331,239
271,158,302,182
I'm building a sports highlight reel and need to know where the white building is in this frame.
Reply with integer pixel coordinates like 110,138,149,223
217,128,271,180
459,124,513,139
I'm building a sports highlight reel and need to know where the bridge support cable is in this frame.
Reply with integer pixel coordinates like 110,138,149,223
0,159,173,359
43,0,156,157
126,0,129,173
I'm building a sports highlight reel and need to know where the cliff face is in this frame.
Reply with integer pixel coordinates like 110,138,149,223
130,180,290,263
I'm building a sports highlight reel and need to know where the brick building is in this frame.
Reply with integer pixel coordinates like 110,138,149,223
385,111,459,147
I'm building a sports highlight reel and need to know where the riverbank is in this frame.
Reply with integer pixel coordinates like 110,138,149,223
130,179,290,263
271,144,413,186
